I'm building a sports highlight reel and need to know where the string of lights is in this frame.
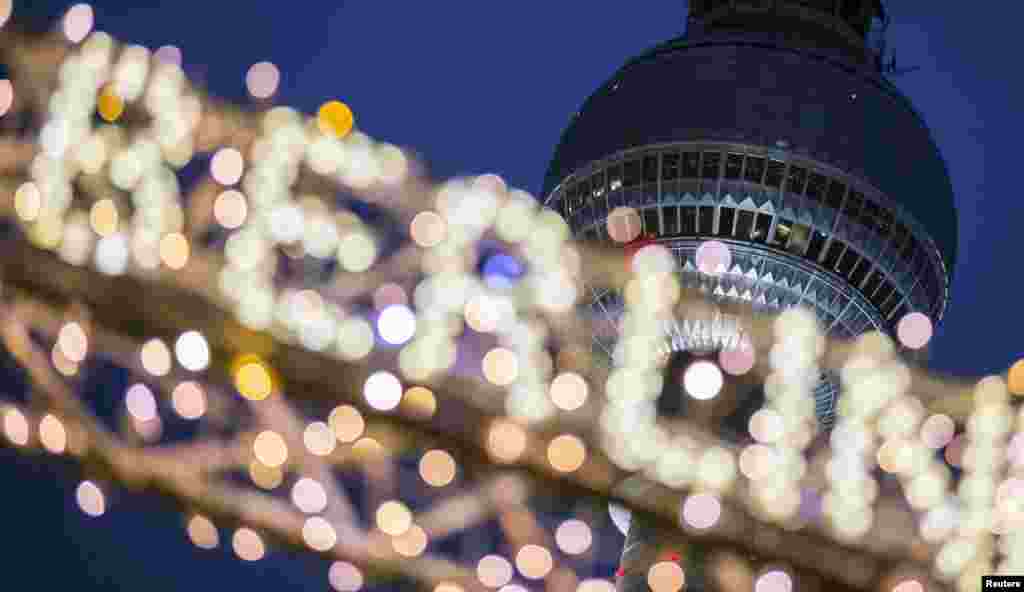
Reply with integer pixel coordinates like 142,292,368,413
0,5,1022,592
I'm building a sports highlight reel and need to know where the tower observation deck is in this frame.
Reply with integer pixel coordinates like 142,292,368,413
541,3,957,587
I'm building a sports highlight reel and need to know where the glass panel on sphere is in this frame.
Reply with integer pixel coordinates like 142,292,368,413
788,224,811,254
806,229,827,261
765,159,785,188
872,280,896,310
717,208,736,237
862,199,881,231
821,239,845,270
862,270,884,299
877,207,894,235
699,206,715,235
643,155,659,183
725,153,743,179
643,209,659,236
701,152,722,179
608,163,623,190
770,220,792,247
838,249,861,279
900,235,918,262
682,152,700,178
786,165,807,194
663,205,679,235
744,156,766,183
624,160,641,187
680,206,698,235
805,172,827,202
752,212,771,242
662,152,680,180
880,290,901,319
844,191,864,220
736,210,755,239
826,180,846,210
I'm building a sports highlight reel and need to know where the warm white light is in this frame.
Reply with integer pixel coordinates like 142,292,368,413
2,407,29,446
292,478,328,514
76,480,105,516
364,371,403,411
647,562,685,592
63,4,94,43
695,240,731,275
140,338,172,376
232,528,265,561
477,555,513,588
303,421,337,456
187,514,219,549
897,312,933,350
682,493,721,529
172,381,206,419
515,544,553,580
302,516,337,551
211,148,244,185
555,519,592,555
684,361,723,400
246,62,281,99
175,330,210,372
39,414,67,454
754,570,793,592
329,562,364,592
377,304,416,345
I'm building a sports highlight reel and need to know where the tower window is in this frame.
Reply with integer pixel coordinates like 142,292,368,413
805,173,827,202
725,153,743,179
608,164,623,191
821,240,845,270
825,180,845,211
662,152,680,180
701,152,722,179
744,156,766,184
680,206,697,235
663,205,679,235
717,208,736,237
837,249,861,279
752,213,771,243
787,224,811,255
590,171,606,197
786,165,807,194
770,220,792,248
624,160,641,187
765,160,785,188
805,230,827,261
643,209,659,236
682,152,700,178
698,206,715,235
736,210,755,240
843,191,864,221
643,155,659,184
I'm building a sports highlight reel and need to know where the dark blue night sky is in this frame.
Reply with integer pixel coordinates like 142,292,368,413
2,0,1023,590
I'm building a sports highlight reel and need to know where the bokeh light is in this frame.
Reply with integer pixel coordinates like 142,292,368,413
329,562,364,592
897,312,933,350
550,372,588,411
477,554,514,588
488,419,527,463
232,528,265,561
249,460,283,490
0,79,11,118
172,381,206,420
647,561,686,592
89,199,119,236
329,405,365,443
39,413,67,454
233,355,275,401
140,338,172,376
125,383,158,422
303,421,337,456
921,414,956,449
57,321,89,363
410,211,446,247
292,478,328,514
577,580,616,592
607,207,642,243
482,347,519,386
160,233,190,270
214,190,248,229
76,480,105,517
682,493,721,529
393,524,428,557
719,343,755,376
892,580,924,592
154,45,182,66
3,407,30,446
754,570,793,592
14,182,41,221
555,519,592,555
63,4,94,43
1009,358,1024,396
516,544,553,579
696,240,731,275
187,514,219,549
174,330,210,371
317,100,354,138
246,62,280,99
547,434,586,473
253,430,288,468
684,360,723,400
97,85,124,122
302,516,337,551
401,386,437,419
211,148,244,185
377,304,416,345
364,371,403,411
419,449,457,487
376,500,412,536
